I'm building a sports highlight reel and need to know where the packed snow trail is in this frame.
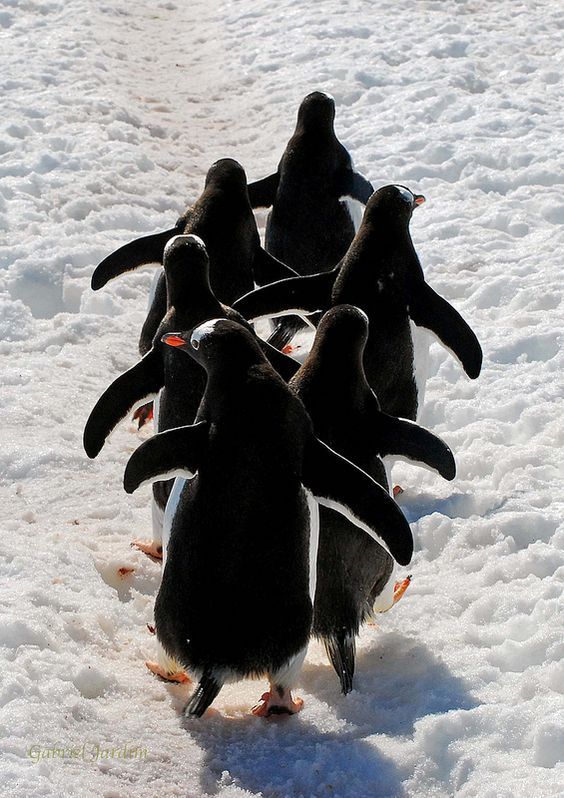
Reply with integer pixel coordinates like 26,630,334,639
1,1,563,796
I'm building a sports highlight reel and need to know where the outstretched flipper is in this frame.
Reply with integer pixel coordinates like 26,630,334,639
247,173,279,208
83,348,164,458
123,422,210,493
302,436,413,566
374,410,456,481
233,269,337,323
252,247,298,286
91,227,178,290
409,282,482,379
339,169,374,205
139,271,167,356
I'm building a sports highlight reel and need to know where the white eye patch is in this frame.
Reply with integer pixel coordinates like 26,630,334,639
190,318,223,349
164,234,206,260
394,186,415,204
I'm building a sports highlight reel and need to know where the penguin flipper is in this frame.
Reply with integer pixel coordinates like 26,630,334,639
252,247,298,286
373,409,456,481
83,348,164,458
409,282,483,379
91,227,177,290
339,169,374,205
233,270,336,323
123,421,210,493
302,436,413,566
139,271,167,356
247,173,279,208
257,339,300,381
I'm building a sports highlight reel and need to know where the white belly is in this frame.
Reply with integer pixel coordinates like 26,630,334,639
410,320,431,421
305,489,320,602
162,476,185,563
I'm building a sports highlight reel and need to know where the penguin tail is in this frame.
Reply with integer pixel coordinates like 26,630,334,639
324,630,356,695
267,316,307,351
184,671,222,718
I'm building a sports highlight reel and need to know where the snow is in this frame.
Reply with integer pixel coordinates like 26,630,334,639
1,0,563,796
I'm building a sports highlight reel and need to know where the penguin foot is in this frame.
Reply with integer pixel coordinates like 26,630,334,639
393,485,404,498
393,575,411,604
131,539,163,561
133,401,154,429
145,660,190,684
251,689,303,717
281,344,301,355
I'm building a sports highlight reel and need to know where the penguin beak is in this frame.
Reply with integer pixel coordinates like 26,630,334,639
162,333,188,348
413,194,426,207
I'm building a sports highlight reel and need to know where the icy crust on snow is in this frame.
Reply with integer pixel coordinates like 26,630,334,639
1,0,563,796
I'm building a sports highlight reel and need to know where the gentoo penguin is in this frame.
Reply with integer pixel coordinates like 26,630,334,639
248,91,374,349
234,184,482,421
289,304,455,693
122,319,413,718
83,235,299,560
91,158,297,356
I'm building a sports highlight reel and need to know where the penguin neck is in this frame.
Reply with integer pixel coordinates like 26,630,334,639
167,276,222,318
291,123,337,155
203,359,276,418
336,216,420,298
204,182,249,214
299,340,365,410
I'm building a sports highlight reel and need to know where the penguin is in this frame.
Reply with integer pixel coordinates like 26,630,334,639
83,235,299,560
122,318,413,718
90,158,297,357
289,304,456,693
234,184,483,422
248,91,374,349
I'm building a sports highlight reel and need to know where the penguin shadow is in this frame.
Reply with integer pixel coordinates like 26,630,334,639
301,630,477,737
158,634,475,797
183,706,405,798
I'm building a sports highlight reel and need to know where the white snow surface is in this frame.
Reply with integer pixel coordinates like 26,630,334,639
1,0,563,796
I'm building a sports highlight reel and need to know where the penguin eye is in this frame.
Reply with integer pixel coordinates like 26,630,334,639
191,339,200,350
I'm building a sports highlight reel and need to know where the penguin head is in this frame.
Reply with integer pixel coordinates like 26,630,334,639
296,91,336,132
316,304,369,350
366,185,426,225
162,234,212,304
308,304,369,371
204,158,247,191
163,319,265,374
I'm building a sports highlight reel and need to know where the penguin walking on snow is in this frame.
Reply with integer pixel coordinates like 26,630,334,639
290,304,456,693
234,184,482,423
122,319,413,718
91,158,297,358
83,235,299,560
247,91,374,349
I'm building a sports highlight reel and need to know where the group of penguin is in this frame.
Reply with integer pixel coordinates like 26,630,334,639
83,91,482,720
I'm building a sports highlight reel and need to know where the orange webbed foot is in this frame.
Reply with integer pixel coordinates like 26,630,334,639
133,402,154,429
251,689,303,717
145,660,190,684
393,575,412,604
131,539,163,562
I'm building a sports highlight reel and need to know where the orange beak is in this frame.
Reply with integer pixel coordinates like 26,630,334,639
414,194,426,206
162,334,186,348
